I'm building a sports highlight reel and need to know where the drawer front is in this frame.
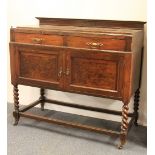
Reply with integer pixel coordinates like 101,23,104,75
14,33,63,46
66,36,128,51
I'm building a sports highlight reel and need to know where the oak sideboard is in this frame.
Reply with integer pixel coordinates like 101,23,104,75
9,17,145,149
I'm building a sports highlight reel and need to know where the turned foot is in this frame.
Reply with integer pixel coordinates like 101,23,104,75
134,122,138,126
41,103,45,111
117,133,127,149
13,111,20,126
13,119,19,126
117,144,123,149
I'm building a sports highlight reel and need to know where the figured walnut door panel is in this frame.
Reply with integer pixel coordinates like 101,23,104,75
10,44,63,89
20,52,58,80
71,58,117,90
65,50,125,99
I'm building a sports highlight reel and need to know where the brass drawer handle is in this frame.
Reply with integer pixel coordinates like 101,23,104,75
65,68,70,76
86,42,103,49
58,67,63,77
31,38,43,44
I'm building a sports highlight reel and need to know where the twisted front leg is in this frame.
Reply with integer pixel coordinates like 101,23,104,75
13,85,20,125
118,104,129,149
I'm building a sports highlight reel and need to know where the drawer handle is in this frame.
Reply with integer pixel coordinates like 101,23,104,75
86,42,103,49
65,68,70,76
58,67,63,77
31,38,43,44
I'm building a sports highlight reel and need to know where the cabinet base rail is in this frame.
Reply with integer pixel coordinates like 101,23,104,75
19,98,134,117
19,112,120,136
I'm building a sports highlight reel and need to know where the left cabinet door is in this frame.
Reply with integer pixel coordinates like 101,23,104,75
10,43,64,90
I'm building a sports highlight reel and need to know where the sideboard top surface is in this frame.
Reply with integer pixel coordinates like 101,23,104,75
36,17,146,29
14,25,142,36
12,17,145,37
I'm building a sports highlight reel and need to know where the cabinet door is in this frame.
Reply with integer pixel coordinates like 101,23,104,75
10,44,63,90
65,50,125,99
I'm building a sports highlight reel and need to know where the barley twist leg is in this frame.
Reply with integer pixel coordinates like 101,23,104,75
39,88,46,111
13,85,20,125
118,104,129,149
134,89,140,126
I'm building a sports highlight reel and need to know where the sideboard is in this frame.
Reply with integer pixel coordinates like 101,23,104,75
9,17,145,149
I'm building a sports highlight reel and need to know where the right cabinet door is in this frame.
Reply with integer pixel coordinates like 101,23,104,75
65,49,127,99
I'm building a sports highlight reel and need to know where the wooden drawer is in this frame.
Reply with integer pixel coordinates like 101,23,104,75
66,36,129,51
14,33,63,46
